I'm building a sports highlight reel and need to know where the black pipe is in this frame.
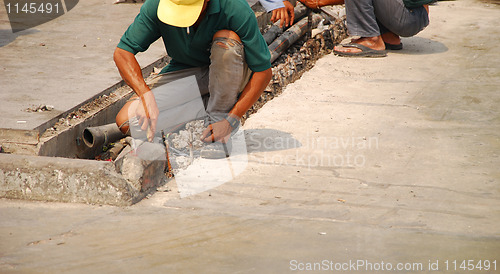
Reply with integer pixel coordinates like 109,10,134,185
268,13,323,63
263,3,309,45
83,123,127,149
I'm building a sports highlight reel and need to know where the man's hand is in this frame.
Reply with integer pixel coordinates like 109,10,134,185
201,119,233,144
136,91,159,141
271,1,295,28
201,67,272,144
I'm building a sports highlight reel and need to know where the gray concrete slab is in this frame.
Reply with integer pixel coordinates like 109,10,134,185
0,0,499,273
0,150,166,206
0,0,166,131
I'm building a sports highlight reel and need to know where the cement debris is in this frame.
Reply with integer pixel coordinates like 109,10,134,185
24,105,55,113
165,120,205,172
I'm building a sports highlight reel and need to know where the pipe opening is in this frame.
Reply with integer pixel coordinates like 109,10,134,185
83,128,95,148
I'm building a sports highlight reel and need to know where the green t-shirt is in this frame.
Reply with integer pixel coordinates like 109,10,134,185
117,0,271,74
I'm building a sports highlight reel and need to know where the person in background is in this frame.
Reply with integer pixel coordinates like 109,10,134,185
298,0,431,57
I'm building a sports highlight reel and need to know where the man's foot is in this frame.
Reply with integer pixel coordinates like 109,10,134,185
200,140,232,159
333,36,386,57
381,32,402,50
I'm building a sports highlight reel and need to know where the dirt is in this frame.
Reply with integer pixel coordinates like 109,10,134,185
24,105,55,113
40,89,124,139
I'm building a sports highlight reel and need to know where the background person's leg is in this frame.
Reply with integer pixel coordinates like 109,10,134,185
334,0,386,56
345,0,380,38
373,0,429,37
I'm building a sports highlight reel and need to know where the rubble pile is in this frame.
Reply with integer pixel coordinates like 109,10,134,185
93,120,207,175
166,120,205,172
25,104,55,112
169,120,205,151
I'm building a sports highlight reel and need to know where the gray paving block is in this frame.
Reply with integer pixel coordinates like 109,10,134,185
0,153,165,206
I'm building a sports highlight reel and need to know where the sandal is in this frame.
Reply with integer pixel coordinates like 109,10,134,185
333,43,387,58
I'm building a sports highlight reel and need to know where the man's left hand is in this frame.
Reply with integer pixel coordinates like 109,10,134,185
201,119,233,144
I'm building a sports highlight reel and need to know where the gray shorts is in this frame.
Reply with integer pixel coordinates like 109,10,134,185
129,37,252,135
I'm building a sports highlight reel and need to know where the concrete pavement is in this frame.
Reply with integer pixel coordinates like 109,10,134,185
0,0,166,132
0,0,499,273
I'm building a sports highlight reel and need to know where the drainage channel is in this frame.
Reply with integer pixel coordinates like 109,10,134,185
0,5,347,206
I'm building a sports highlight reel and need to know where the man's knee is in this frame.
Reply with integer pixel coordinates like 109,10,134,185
211,30,245,61
116,101,134,134
213,30,241,43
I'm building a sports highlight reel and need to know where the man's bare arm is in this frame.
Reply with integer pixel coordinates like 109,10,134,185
229,68,272,119
114,47,151,97
114,47,159,138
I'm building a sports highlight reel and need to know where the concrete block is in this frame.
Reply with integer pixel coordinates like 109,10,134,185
114,141,167,193
0,153,165,206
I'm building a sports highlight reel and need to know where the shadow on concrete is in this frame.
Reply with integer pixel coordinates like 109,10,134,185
244,128,302,153
0,29,39,47
398,36,448,55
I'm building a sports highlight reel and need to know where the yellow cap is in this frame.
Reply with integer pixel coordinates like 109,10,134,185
157,0,205,28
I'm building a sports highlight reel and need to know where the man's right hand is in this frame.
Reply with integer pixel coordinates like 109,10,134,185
136,91,159,141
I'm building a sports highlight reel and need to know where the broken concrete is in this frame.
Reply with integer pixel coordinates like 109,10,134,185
0,149,166,206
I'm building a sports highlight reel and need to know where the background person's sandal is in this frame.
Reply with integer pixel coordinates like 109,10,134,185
385,42,403,50
333,43,387,57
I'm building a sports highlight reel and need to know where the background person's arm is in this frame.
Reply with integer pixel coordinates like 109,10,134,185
270,1,296,28
298,0,344,9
